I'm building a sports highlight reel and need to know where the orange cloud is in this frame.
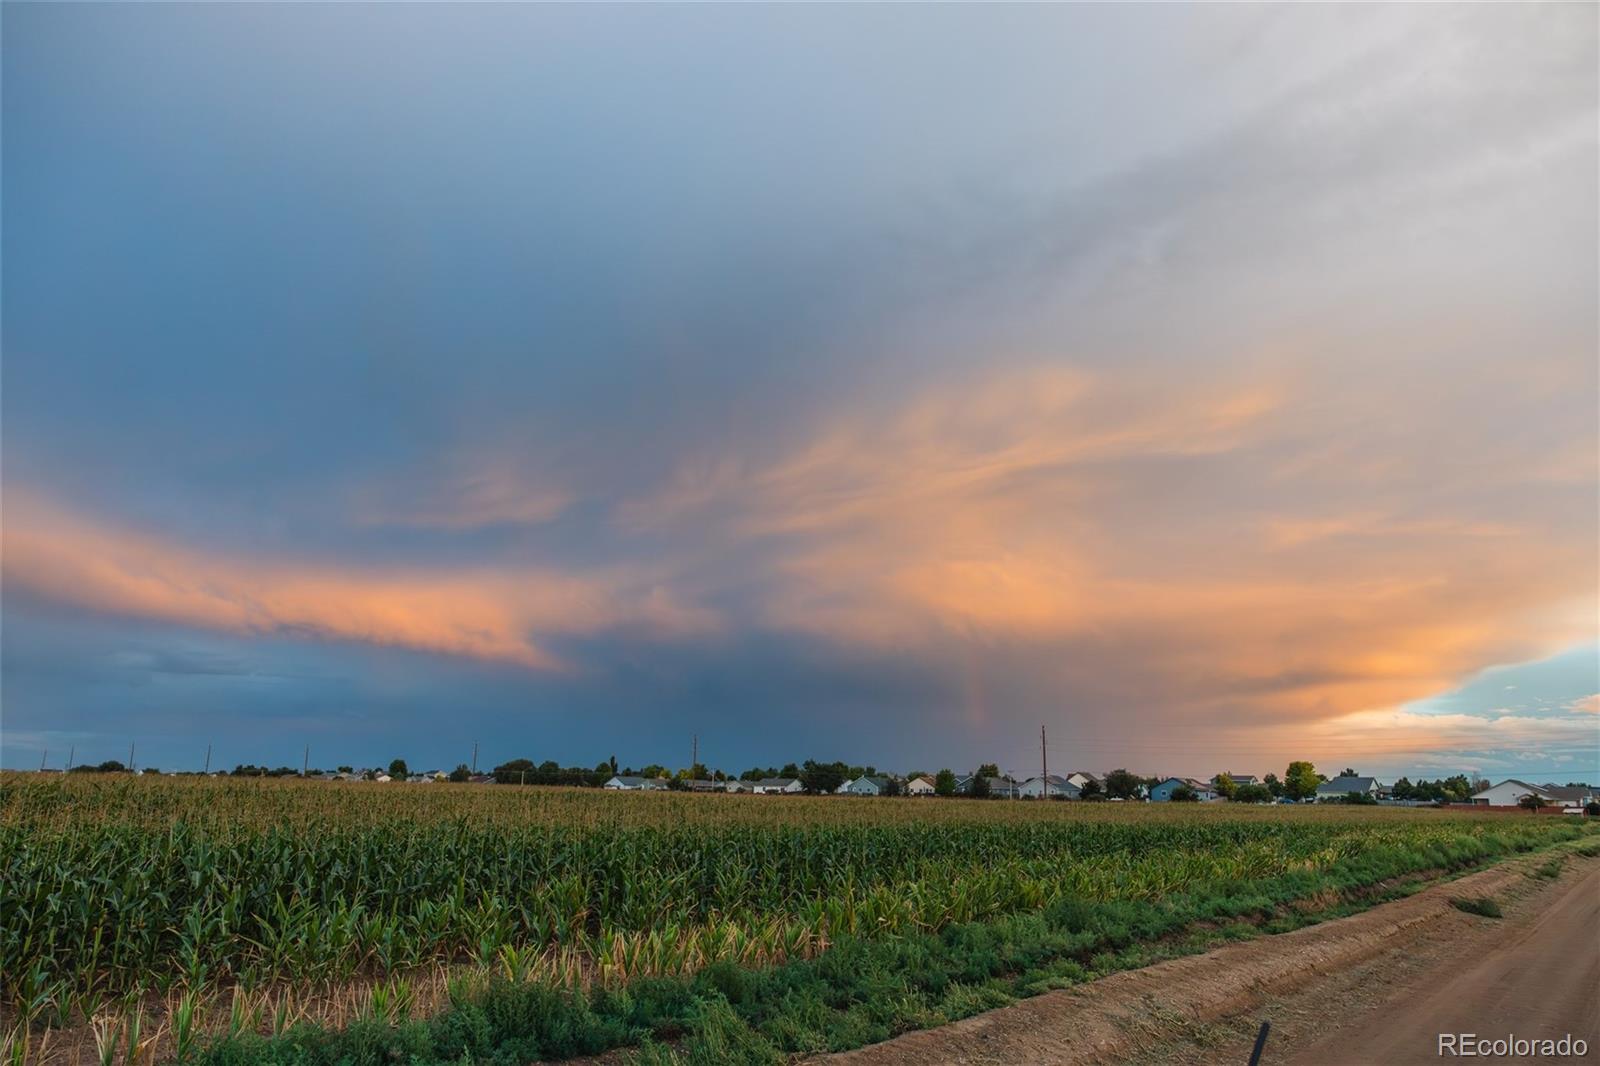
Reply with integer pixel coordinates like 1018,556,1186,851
621,358,1595,743
2,493,714,669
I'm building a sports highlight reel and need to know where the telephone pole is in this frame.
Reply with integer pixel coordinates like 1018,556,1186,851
67,745,74,772
204,744,211,774
302,745,310,777
1040,725,1047,800
472,741,479,774
40,749,48,772
692,733,698,773
128,741,136,774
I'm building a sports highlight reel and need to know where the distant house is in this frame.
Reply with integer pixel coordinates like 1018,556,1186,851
724,779,751,793
835,778,855,794
1019,774,1080,800
1149,777,1216,802
1315,776,1380,802
957,775,1021,798
906,776,936,796
753,777,803,795
1064,771,1099,790
687,779,723,793
468,774,495,785
604,775,667,791
846,775,893,796
373,773,392,783
1213,772,1261,787
1471,780,1593,809
1543,784,1596,808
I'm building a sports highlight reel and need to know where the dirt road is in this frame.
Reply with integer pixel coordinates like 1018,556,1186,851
818,847,1600,1066
1278,860,1598,1065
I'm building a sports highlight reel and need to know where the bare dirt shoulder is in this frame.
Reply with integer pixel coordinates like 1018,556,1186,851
816,845,1600,1066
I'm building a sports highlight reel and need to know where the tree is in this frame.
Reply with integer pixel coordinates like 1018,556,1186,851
1284,761,1320,801
337,765,354,774
389,758,409,779
1079,778,1103,800
970,774,992,799
1391,776,1415,800
1518,792,1548,812
779,763,801,778
492,758,536,785
688,763,710,781
610,755,619,775
881,777,902,797
1340,767,1358,779
448,764,471,783
1213,772,1238,800
1585,801,1600,817
1235,783,1272,804
1170,784,1199,802
640,764,666,779
934,769,957,797
799,759,848,795
1104,768,1141,800
1263,772,1283,798
977,763,1000,778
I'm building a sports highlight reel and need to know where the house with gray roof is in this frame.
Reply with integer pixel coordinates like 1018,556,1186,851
956,774,1020,798
1149,777,1218,802
603,775,668,791
1019,774,1080,799
1315,775,1380,801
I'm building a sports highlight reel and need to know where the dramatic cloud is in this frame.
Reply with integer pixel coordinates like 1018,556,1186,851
3,493,715,671
3,3,1594,775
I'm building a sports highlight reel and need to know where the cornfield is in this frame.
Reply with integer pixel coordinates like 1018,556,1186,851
2,773,1590,1063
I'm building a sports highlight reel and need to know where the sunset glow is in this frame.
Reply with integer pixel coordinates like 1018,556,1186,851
3,3,1594,778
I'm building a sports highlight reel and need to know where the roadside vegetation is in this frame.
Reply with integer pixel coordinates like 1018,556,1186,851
3,773,1593,1064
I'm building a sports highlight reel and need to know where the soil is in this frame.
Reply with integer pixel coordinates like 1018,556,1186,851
816,846,1600,1066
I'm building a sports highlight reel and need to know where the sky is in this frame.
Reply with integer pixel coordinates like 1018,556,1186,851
3,4,1596,782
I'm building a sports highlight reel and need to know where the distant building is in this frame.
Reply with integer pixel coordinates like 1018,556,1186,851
687,779,723,793
1149,777,1217,802
753,777,803,794
1213,772,1261,787
845,776,893,796
1019,774,1080,799
1471,780,1593,809
834,778,855,794
1064,771,1099,790
905,776,936,796
1315,776,1379,802
956,774,1021,798
604,775,668,791
724,779,751,793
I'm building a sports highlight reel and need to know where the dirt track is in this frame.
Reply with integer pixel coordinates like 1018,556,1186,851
818,847,1600,1066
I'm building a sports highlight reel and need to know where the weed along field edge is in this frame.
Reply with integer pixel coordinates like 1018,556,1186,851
4,774,1596,1065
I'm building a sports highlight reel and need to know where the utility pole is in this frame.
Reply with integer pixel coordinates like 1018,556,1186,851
1040,725,1047,800
472,741,479,774
692,733,698,773
67,745,75,772
40,749,48,772
302,745,310,777
129,741,136,774
204,744,211,775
